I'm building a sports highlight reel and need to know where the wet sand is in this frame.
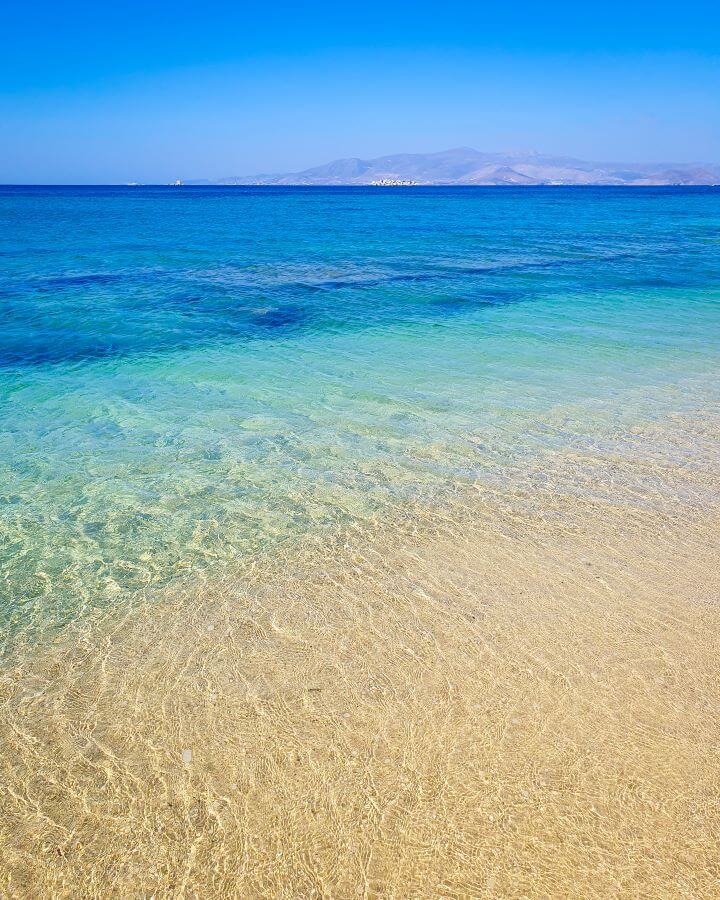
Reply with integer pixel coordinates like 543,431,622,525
1,413,719,898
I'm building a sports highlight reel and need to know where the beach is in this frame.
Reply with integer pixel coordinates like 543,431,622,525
1,185,719,896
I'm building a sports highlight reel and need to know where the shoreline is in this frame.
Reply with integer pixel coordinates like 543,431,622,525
1,408,719,896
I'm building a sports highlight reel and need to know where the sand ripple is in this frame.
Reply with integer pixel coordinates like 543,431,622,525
1,413,719,898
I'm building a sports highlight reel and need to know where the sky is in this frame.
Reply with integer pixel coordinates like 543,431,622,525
1,1,719,183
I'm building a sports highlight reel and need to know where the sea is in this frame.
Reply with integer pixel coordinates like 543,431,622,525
1,185,719,653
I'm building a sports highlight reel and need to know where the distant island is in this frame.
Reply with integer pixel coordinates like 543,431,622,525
186,147,720,187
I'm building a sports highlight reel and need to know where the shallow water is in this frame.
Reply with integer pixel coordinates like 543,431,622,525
1,186,720,896
1,412,719,897
1,186,719,649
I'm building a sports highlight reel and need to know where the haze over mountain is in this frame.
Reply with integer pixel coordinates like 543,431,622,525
192,148,720,186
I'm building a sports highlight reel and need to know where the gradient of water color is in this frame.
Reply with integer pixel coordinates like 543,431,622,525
1,185,719,652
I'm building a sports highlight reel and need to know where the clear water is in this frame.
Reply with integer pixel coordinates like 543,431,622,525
1,185,719,648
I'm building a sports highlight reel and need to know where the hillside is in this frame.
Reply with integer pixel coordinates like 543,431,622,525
200,148,720,186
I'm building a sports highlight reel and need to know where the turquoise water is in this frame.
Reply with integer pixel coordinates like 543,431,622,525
1,185,719,649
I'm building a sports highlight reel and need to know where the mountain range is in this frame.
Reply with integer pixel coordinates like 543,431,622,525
189,148,720,186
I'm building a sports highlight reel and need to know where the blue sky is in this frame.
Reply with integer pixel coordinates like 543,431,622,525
2,1,719,183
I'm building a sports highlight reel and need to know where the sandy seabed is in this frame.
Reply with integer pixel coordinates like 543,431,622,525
1,412,719,899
